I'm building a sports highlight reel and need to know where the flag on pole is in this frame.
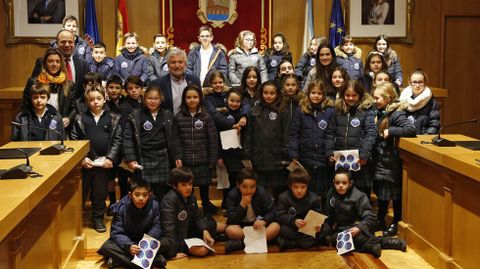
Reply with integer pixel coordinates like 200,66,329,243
116,0,129,56
328,0,345,48
302,0,314,54
84,0,100,45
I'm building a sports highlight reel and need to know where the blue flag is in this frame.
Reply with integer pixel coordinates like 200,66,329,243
328,0,345,48
85,0,100,44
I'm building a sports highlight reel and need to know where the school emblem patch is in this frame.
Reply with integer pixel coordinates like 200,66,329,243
350,118,360,128
197,0,238,28
143,120,153,131
318,119,328,129
194,119,204,129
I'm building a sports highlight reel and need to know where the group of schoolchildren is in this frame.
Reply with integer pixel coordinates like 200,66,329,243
12,17,443,268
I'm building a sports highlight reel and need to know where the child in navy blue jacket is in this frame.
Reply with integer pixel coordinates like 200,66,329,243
161,167,225,260
288,81,335,202
70,85,122,233
174,84,219,215
334,36,363,81
98,180,170,268
263,33,293,81
319,167,406,258
114,32,149,83
244,81,290,199
276,168,322,251
224,168,280,253
12,83,64,142
88,42,115,83
326,80,377,195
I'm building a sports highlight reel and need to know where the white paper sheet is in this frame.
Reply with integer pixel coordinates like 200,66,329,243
286,160,305,172
220,129,242,150
243,226,268,254
336,230,355,255
184,238,215,252
216,164,230,189
298,210,327,238
333,149,361,171
92,156,106,167
131,234,160,269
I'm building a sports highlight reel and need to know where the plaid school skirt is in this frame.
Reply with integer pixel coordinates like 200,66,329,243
141,148,170,184
189,164,211,186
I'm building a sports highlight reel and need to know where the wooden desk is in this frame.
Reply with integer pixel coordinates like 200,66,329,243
0,141,89,269
399,135,480,269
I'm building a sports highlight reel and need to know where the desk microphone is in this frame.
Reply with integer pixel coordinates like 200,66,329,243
11,121,68,155
0,149,32,179
432,118,478,147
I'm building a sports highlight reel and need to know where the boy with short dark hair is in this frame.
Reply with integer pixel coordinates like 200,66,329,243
160,167,225,260
12,83,64,141
89,42,116,83
98,180,170,268
319,167,407,258
276,168,323,251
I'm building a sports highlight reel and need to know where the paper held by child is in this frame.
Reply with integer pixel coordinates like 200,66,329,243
92,156,106,167
184,238,215,252
286,160,304,172
298,210,327,238
216,164,230,189
336,230,355,255
333,149,361,171
243,226,268,253
220,129,242,150
131,234,161,269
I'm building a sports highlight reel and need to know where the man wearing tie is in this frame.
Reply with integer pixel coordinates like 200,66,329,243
25,29,89,110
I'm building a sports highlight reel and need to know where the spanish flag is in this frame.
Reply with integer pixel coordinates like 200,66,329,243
115,0,129,56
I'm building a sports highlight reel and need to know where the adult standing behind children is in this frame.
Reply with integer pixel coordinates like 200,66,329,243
303,42,339,92
187,25,228,87
28,29,89,102
50,15,92,60
151,47,201,115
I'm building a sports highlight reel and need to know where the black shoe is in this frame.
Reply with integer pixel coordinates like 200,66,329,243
366,243,382,258
204,201,219,215
382,223,398,237
214,233,227,242
153,254,167,268
225,240,245,254
381,237,407,252
93,219,107,233
107,257,120,268
278,237,296,252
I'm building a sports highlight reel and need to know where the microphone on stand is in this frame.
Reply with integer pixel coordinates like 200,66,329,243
11,121,71,155
432,118,478,147
0,149,32,179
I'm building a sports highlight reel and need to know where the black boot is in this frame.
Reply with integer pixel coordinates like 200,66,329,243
382,223,398,237
225,240,245,254
381,237,407,252
364,242,382,258
153,254,167,268
107,257,121,268
278,237,296,252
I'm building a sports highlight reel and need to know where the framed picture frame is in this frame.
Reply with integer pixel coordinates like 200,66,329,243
345,0,414,44
5,0,82,44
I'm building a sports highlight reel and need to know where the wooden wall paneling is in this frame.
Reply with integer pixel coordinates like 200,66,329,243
443,16,480,138
272,0,304,63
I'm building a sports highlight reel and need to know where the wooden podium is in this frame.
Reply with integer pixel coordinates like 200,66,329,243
0,141,89,269
399,135,480,269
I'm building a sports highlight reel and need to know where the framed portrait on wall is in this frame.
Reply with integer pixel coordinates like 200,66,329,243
346,0,413,43
5,0,81,44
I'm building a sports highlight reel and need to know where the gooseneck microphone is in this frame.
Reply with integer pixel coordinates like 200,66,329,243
11,121,68,155
432,118,478,147
0,149,32,179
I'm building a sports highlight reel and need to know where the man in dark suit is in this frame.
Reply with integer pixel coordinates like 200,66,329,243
151,47,201,114
29,0,65,24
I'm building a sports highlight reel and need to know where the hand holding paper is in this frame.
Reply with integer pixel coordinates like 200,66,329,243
298,210,327,238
